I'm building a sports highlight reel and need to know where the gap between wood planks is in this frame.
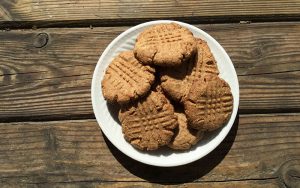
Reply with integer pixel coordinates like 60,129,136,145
1,14,300,30
3,110,300,123
22,177,280,186
23,177,278,185
4,179,280,188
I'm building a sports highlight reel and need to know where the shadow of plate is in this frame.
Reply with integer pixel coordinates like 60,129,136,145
104,113,240,184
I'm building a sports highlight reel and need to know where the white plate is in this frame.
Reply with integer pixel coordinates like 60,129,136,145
91,20,239,167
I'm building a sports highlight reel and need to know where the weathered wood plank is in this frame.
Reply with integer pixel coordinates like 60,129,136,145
78,181,279,188
1,22,300,120
9,180,278,188
0,113,299,186
1,0,300,24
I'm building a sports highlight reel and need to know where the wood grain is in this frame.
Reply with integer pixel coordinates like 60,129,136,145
1,22,300,120
0,113,299,186
7,180,278,188
84,181,278,188
1,0,300,24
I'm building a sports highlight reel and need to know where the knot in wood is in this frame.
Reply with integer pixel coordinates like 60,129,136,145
33,33,49,48
252,47,262,58
278,159,300,188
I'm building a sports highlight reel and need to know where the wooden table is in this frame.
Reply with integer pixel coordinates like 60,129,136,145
1,1,300,187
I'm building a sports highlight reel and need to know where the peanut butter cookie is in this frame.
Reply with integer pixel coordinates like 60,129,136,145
184,75,233,131
102,51,155,104
134,23,196,67
160,39,219,102
119,90,178,150
168,113,203,150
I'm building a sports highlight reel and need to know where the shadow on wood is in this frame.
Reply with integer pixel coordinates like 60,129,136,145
104,113,239,183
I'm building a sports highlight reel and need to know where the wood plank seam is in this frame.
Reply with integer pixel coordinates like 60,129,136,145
21,177,278,184
1,14,300,30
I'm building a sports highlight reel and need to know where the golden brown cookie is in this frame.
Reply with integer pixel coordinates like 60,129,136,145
119,90,178,150
184,75,233,131
168,113,203,150
101,51,155,104
134,23,196,67
160,39,219,102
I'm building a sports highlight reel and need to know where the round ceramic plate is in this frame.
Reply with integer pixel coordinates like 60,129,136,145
91,20,239,167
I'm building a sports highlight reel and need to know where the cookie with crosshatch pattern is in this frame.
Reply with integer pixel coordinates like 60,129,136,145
119,90,178,150
184,75,233,131
160,39,219,102
101,51,155,104
134,23,197,67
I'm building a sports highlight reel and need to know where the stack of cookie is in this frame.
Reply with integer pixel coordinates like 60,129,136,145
102,23,233,151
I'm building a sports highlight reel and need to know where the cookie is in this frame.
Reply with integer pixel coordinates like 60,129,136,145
119,90,178,150
101,51,155,104
134,23,196,67
168,113,203,150
184,75,233,131
160,39,219,102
